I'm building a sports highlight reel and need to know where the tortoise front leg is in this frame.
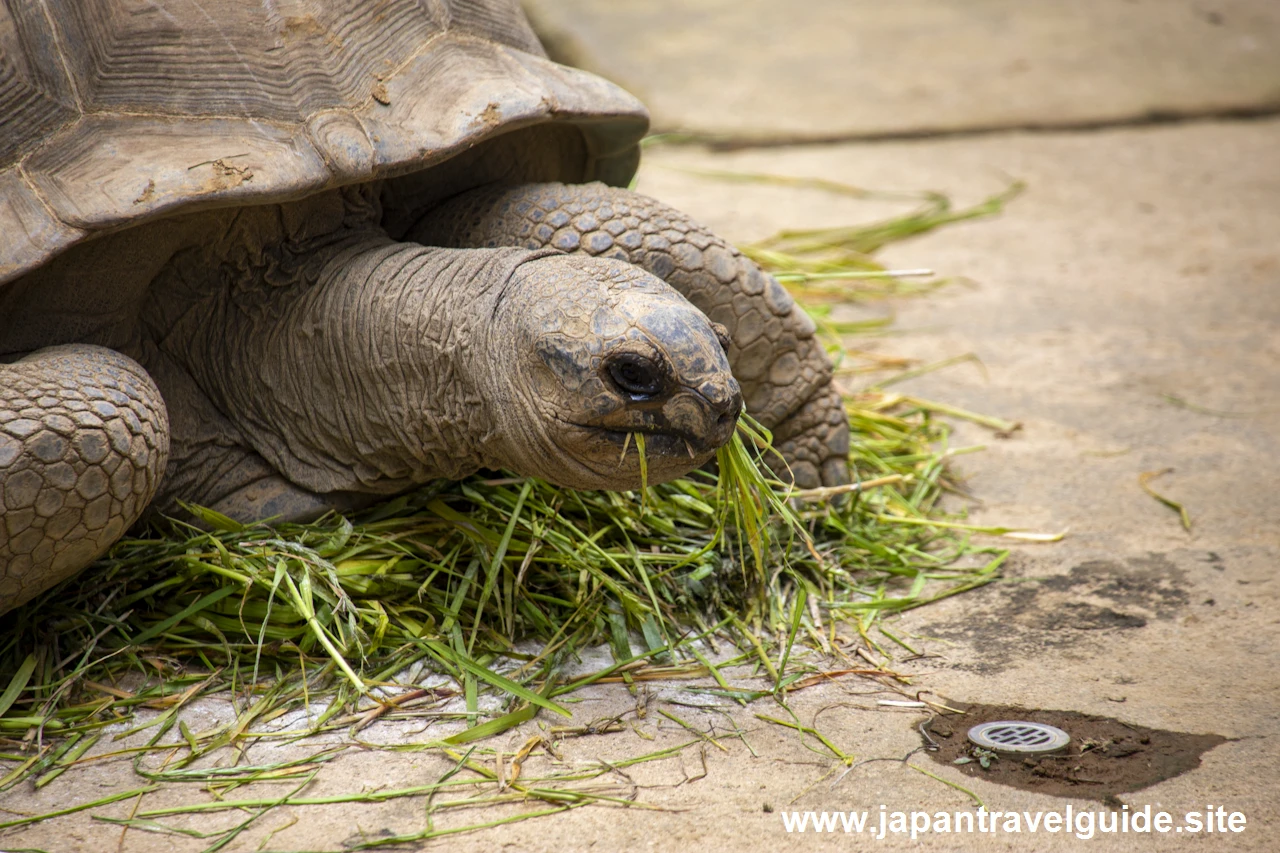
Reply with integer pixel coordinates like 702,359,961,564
409,182,849,487
0,345,168,612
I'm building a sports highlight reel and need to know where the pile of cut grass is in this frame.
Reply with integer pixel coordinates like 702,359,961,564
0,178,1023,813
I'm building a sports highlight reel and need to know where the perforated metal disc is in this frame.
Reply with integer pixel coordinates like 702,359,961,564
967,721,1070,754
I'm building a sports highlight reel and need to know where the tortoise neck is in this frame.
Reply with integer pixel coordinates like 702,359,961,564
165,231,551,495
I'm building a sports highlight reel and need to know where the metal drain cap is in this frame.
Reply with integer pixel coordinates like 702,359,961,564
968,721,1071,754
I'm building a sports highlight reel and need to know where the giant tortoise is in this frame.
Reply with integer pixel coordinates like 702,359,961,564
0,0,850,613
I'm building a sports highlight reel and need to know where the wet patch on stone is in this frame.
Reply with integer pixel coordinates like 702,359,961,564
921,552,1195,672
923,703,1227,801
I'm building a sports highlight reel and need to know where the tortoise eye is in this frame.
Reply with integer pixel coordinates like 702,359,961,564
606,353,666,398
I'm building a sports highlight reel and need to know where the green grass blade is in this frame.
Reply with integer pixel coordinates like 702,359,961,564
0,653,37,718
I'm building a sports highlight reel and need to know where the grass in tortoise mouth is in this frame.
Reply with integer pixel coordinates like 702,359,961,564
0,176,1031,845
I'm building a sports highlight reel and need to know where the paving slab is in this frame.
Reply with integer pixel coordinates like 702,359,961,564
636,119,1280,553
637,117,1280,847
524,0,1280,141
6,118,1277,852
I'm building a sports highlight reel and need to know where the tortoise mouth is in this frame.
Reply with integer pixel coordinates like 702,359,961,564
540,382,741,489
599,427,707,459
568,385,743,458
551,417,733,459
569,404,739,457
539,415,736,491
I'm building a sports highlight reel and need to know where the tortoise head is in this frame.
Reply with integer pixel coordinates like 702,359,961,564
490,255,742,490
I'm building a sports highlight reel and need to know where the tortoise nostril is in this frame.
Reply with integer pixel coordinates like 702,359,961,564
711,389,743,433
699,379,742,414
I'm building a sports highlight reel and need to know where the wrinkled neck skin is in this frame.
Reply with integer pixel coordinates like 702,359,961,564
154,209,557,495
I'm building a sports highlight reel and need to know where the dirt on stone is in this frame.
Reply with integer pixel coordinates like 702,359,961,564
922,703,1228,802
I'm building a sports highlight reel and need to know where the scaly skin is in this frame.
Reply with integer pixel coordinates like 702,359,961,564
151,223,740,501
408,182,850,487
0,187,747,615
0,345,168,611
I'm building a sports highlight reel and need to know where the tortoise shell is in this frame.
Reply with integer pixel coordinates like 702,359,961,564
0,0,647,284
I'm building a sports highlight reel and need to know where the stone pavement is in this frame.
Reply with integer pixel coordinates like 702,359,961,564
632,119,1280,852
526,0,1280,142
4,3,1278,850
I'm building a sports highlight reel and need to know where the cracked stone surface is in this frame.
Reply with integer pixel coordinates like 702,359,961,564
525,0,1280,140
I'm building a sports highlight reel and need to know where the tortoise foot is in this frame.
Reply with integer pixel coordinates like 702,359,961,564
0,345,168,612
765,382,850,489
206,475,377,525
